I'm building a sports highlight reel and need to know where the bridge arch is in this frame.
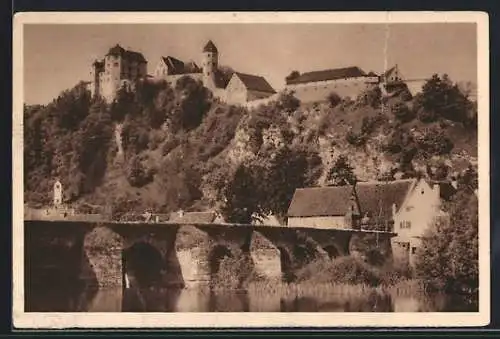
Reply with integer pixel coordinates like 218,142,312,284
277,246,295,282
123,242,164,288
209,244,233,278
323,244,342,259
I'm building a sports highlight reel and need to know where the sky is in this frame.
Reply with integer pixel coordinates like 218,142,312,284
23,23,477,105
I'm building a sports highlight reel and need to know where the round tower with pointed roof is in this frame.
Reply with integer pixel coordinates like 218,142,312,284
202,40,218,89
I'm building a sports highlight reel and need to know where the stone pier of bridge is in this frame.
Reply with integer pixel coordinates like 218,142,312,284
24,220,396,293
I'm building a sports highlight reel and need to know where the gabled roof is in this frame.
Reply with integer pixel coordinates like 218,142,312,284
168,211,217,223
161,56,185,74
160,56,202,75
286,66,367,85
233,72,276,93
106,44,147,63
382,65,403,82
355,179,416,221
203,40,218,53
287,179,416,220
287,186,359,218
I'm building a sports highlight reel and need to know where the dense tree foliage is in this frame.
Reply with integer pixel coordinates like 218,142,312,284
414,188,478,305
414,74,474,126
327,92,341,108
326,155,357,186
217,144,322,224
285,70,301,83
24,71,477,229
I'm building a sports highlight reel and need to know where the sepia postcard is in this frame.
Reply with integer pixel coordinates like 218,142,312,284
12,11,490,329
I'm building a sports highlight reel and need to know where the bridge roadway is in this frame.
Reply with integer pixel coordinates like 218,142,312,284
24,219,397,293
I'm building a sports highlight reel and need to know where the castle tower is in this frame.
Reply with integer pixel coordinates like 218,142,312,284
202,40,218,89
90,60,104,98
103,44,125,102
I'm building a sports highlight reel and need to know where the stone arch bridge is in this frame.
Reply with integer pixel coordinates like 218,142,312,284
25,220,396,292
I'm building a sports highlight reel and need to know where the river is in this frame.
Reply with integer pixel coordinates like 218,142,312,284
25,284,476,312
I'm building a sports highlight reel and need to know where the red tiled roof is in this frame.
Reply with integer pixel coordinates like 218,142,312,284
286,66,367,85
234,72,276,93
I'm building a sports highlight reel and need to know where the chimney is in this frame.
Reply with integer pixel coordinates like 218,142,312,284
433,183,441,199
178,209,184,218
392,203,397,218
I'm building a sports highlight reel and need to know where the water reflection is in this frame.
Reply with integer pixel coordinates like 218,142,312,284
25,284,477,312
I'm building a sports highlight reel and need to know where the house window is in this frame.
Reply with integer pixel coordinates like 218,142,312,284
400,221,412,229
114,62,119,67
411,247,417,254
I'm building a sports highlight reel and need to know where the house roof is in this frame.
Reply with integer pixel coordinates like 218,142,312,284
287,186,358,218
382,65,403,82
106,44,147,63
287,179,416,220
161,56,185,74
203,40,218,53
354,179,415,221
286,66,367,85
161,56,202,75
427,180,458,201
168,211,217,223
233,72,276,93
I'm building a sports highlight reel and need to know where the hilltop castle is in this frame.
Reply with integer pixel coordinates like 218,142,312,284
90,40,425,107
90,40,278,106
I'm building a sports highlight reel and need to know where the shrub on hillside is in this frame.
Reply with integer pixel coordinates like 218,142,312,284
327,92,342,108
122,117,150,156
356,86,382,108
277,91,301,113
390,101,415,123
125,155,155,188
345,130,366,146
295,256,381,286
416,127,454,156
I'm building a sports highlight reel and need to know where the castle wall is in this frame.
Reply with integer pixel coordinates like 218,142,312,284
244,93,280,109
157,73,204,88
286,76,379,103
247,90,276,102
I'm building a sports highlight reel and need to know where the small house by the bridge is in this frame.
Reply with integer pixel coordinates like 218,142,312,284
287,178,456,265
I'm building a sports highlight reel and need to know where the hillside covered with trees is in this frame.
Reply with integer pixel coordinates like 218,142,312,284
24,74,478,222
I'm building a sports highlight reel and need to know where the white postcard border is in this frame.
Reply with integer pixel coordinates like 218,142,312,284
12,11,491,329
